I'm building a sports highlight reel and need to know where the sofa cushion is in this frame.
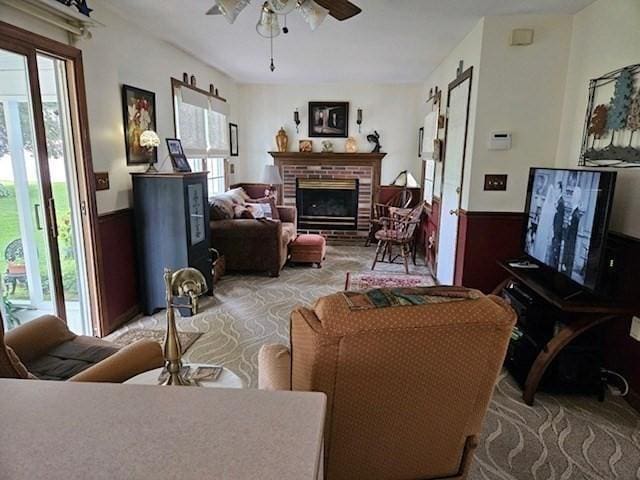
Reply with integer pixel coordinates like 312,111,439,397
26,336,120,381
1,345,31,379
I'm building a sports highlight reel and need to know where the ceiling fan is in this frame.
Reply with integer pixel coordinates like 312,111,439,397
206,0,362,71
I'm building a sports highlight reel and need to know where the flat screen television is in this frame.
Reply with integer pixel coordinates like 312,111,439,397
523,168,616,293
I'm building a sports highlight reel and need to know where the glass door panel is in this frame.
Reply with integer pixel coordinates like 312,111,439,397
0,49,56,330
36,54,91,335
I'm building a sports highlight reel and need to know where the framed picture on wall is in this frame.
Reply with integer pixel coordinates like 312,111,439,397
229,123,239,157
166,138,191,172
418,127,424,158
308,101,349,137
121,84,157,165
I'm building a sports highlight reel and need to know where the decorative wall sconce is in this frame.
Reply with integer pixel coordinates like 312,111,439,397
294,109,301,133
356,108,363,133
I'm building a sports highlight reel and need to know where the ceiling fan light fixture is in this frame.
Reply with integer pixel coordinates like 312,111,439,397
216,0,251,23
297,0,329,31
256,2,281,38
268,0,297,15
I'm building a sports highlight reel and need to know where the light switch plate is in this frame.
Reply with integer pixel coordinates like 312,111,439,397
484,174,508,191
631,316,640,342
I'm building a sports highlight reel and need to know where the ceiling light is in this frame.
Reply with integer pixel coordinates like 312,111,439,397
268,0,297,15
297,0,329,31
216,0,251,24
256,2,281,38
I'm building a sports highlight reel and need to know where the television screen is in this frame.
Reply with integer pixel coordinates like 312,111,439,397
523,168,616,291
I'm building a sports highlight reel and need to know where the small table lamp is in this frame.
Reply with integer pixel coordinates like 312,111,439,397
139,130,160,173
263,164,283,198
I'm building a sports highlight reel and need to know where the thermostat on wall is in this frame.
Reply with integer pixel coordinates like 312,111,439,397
488,131,512,150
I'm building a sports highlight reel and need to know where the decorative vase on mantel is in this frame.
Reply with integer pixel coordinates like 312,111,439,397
276,127,288,153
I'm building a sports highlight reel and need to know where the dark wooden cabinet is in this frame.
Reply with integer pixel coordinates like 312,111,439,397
132,172,212,315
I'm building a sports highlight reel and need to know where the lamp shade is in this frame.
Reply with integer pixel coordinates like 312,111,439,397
263,165,283,185
297,0,329,31
216,0,251,23
256,2,281,38
391,170,419,188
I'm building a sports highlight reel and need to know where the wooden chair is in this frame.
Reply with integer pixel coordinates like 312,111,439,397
371,203,423,274
365,189,413,247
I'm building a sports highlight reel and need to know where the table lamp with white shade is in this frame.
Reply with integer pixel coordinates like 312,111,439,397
262,164,283,198
139,129,160,173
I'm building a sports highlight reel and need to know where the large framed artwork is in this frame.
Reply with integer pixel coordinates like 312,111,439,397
122,84,157,165
580,63,640,167
308,101,349,137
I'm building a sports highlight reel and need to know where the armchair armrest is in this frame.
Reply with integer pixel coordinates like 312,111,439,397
277,206,297,227
258,344,292,391
69,339,164,383
5,315,75,363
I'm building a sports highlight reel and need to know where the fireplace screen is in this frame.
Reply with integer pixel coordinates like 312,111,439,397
296,178,359,230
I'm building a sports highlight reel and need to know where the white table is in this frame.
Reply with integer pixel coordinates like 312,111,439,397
125,363,245,389
0,379,326,480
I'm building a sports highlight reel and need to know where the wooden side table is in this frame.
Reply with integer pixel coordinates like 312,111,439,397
125,363,245,389
494,261,636,406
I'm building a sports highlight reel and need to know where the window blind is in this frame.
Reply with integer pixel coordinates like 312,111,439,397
174,84,229,157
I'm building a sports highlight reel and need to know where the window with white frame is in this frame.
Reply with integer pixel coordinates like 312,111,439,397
173,81,229,196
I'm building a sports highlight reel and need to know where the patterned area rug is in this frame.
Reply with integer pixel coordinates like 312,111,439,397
109,245,640,479
111,329,202,353
344,271,436,290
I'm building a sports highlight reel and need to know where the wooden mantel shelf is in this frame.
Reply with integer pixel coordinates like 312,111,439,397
269,152,386,161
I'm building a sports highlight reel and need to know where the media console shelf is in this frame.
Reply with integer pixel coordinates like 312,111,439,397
493,261,637,406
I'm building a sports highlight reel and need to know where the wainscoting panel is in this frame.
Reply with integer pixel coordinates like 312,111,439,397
97,208,140,335
454,210,525,292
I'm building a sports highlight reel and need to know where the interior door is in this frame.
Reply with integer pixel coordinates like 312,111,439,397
0,44,92,334
436,68,473,285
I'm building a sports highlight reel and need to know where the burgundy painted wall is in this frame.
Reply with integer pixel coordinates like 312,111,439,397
454,211,525,292
97,209,140,335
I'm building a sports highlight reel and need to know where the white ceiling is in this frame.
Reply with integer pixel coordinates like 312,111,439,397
103,0,595,84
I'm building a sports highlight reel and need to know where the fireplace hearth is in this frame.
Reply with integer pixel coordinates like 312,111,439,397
296,178,359,230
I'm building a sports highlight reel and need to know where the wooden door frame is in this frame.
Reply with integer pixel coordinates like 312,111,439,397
0,21,103,332
436,66,473,282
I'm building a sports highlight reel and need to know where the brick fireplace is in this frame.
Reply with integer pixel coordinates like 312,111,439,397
270,152,385,244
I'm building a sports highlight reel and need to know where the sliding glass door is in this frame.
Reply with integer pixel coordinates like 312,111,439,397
0,46,91,334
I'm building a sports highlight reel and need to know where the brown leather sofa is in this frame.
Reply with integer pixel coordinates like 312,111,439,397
210,183,297,277
259,286,516,480
1,313,164,382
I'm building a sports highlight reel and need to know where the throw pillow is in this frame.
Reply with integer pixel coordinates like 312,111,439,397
255,197,280,220
233,204,254,219
209,195,234,220
227,187,250,205
246,202,273,219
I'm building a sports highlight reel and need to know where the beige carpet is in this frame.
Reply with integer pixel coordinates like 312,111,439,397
111,329,202,352
110,245,640,479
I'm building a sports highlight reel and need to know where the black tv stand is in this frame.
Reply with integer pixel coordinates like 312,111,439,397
494,261,635,406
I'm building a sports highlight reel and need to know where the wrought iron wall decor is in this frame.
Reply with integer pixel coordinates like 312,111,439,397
580,63,640,168
55,0,93,17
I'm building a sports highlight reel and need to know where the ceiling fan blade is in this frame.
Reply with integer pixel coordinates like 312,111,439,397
314,0,361,21
206,5,222,15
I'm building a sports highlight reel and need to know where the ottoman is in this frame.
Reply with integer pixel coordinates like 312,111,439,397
289,234,327,268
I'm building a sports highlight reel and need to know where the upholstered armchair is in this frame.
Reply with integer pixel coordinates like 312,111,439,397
1,313,164,382
259,286,516,480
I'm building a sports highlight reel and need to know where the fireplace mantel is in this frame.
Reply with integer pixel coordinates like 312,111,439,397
269,152,386,243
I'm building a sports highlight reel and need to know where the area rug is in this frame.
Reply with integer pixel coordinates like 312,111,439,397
111,329,202,353
345,271,436,290
110,246,640,479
